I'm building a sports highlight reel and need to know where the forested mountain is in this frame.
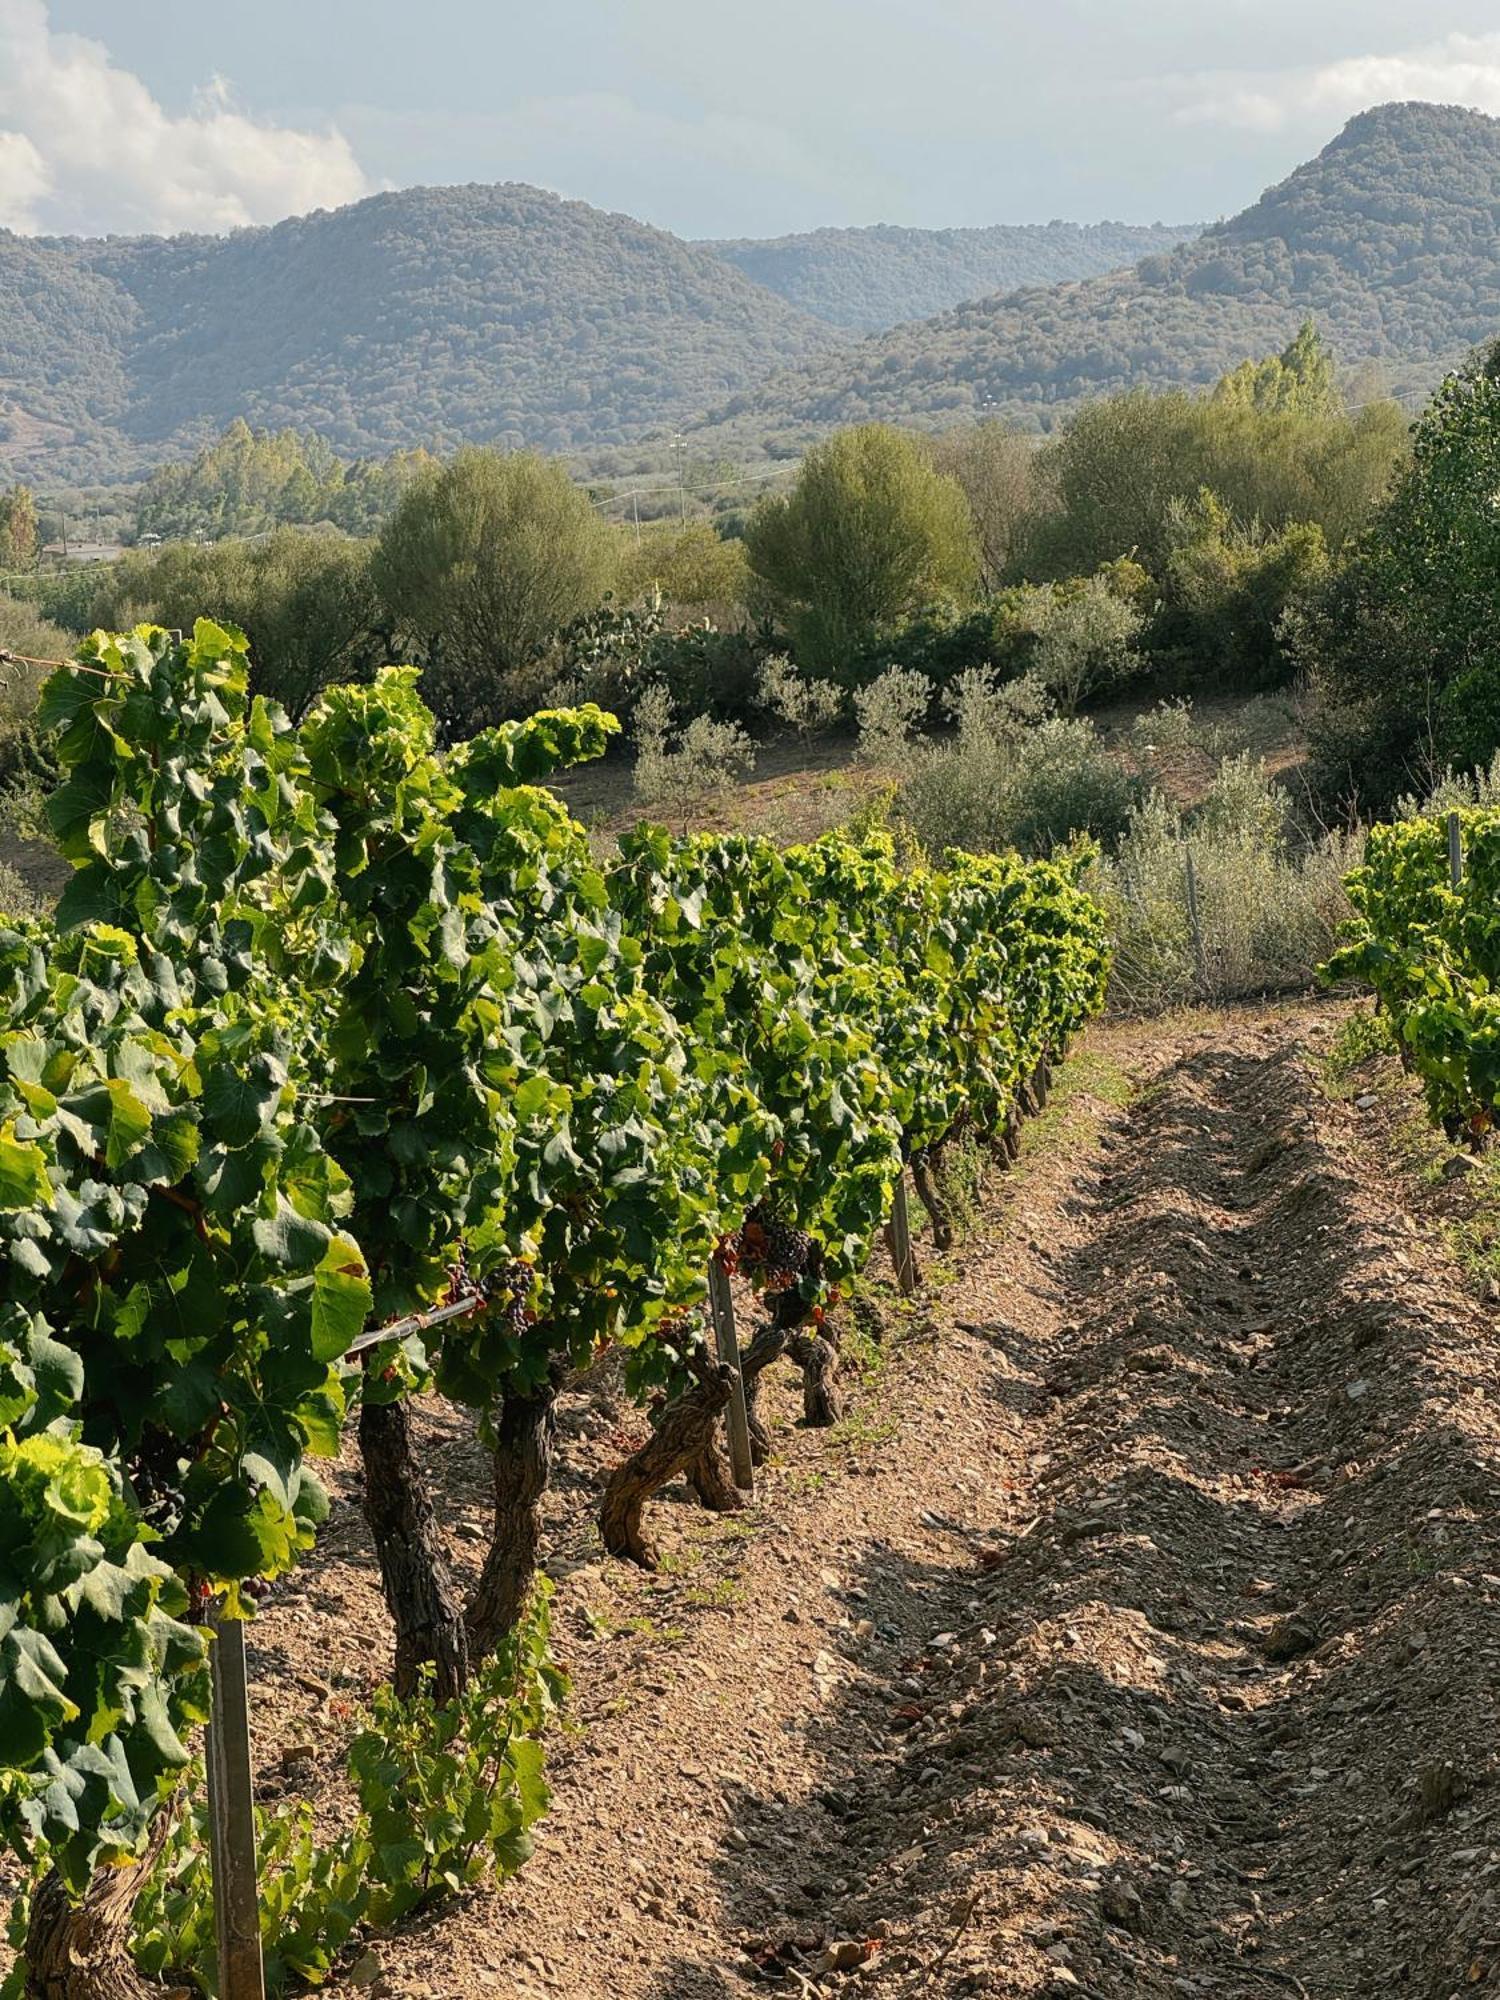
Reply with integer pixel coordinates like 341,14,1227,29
0,183,846,483
705,219,1202,332
4,103,1498,485
693,103,1500,444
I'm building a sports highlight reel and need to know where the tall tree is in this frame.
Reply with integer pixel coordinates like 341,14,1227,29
928,423,1039,592
1306,342,1500,805
1215,319,1339,417
743,424,978,670
95,529,386,718
374,449,618,730
0,485,39,572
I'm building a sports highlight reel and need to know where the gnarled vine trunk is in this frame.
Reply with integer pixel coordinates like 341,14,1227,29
466,1364,564,1656
740,1319,789,1465
687,1435,745,1512
787,1325,843,1426
25,1815,172,2000
600,1363,732,1568
359,1393,470,1701
910,1149,954,1252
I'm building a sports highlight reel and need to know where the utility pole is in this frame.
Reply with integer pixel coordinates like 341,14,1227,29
671,433,687,523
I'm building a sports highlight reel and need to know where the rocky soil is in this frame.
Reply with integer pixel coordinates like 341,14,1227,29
55,998,1500,2000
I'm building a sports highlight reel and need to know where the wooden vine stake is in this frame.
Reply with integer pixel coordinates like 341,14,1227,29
206,1613,266,2000
888,1171,918,1297
1184,846,1208,997
708,1261,755,1492
1448,810,1464,892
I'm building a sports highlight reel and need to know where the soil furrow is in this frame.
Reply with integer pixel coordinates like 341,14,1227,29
170,1005,1500,2000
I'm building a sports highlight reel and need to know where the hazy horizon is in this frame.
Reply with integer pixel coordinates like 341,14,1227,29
7,2,1500,241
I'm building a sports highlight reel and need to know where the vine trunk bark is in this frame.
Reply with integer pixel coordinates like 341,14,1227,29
911,1150,955,1252
787,1326,843,1426
359,1392,470,1701
466,1365,564,1656
25,1815,173,2000
687,1435,745,1512
599,1365,732,1568
740,1319,788,1465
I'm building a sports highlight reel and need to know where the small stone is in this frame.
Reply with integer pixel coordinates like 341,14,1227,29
1263,1615,1317,1661
818,1941,874,1973
1102,1877,1144,1928
1354,1093,1378,1110
350,1953,383,1989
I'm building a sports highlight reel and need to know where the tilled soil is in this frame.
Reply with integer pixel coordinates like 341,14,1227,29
56,999,1500,1999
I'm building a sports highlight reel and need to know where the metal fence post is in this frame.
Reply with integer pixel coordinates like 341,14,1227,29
206,1613,266,2000
707,1262,755,1492
1448,810,1464,891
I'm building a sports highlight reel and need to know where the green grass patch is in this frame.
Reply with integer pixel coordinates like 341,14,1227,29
1014,1042,1133,1172
1320,1006,1397,1098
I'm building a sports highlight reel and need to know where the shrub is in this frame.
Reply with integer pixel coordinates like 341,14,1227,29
897,672,1136,858
1156,487,1329,687
1095,758,1357,1011
614,520,749,615
854,665,932,764
631,685,755,817
542,597,665,714
993,572,1144,712
838,603,997,692
745,425,979,673
644,620,768,721
374,449,617,730
543,609,771,728
1008,719,1140,854
90,532,384,719
758,654,845,737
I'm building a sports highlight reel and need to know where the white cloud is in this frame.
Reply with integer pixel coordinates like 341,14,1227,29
1169,31,1500,132
0,0,372,237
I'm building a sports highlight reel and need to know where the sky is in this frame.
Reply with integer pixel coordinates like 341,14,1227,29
8,1,1500,239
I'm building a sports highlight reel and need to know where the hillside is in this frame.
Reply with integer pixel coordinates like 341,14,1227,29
693,102,1500,442
706,218,1202,332
0,183,847,483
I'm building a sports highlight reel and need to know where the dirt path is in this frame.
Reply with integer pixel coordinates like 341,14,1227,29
244,1003,1500,1997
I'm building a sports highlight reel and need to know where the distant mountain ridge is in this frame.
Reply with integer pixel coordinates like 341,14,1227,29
690,102,1500,445
703,219,1203,332
0,182,847,483
2,104,1496,486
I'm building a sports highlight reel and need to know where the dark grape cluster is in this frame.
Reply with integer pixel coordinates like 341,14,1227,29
719,1206,813,1291
488,1258,539,1338
126,1427,189,1536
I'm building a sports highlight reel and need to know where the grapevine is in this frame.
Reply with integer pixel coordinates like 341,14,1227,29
0,618,1111,1989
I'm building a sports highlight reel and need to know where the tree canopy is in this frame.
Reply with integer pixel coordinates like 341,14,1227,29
744,425,979,669
373,449,620,729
